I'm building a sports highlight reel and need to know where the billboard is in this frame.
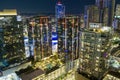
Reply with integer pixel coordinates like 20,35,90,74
52,32,58,53
16,15,22,21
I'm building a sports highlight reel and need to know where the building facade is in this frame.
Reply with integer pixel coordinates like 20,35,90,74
84,5,100,28
79,27,112,79
31,16,52,60
55,1,65,19
1,16,26,68
95,0,115,26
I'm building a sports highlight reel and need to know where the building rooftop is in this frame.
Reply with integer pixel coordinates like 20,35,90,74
19,68,44,80
0,9,17,16
103,71,120,80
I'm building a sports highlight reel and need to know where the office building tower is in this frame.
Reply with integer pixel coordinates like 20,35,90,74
65,17,73,71
29,17,40,60
112,18,119,30
48,17,53,56
107,0,115,26
65,16,80,71
84,5,100,28
23,24,30,58
103,8,109,26
0,26,4,66
55,1,65,57
55,1,65,19
95,0,115,26
29,19,35,59
109,0,115,26
56,15,80,71
65,16,80,60
115,4,120,18
55,1,80,72
79,14,85,29
0,10,28,69
57,18,65,59
112,4,120,30
3,16,25,67
84,5,89,28
50,17,58,54
79,27,112,79
32,16,52,60
96,0,105,9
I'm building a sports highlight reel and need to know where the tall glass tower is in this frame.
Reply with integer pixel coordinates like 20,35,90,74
55,1,65,18
95,0,115,26
54,1,65,55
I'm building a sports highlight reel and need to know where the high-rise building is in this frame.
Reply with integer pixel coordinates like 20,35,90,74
107,0,115,26
0,26,4,66
79,27,112,79
56,15,80,71
79,14,85,29
0,10,30,69
103,7,109,26
84,5,100,28
55,1,65,19
95,0,115,26
2,16,26,68
28,19,35,59
55,1,80,72
55,1,65,58
113,4,120,30
32,16,52,60
96,0,104,9
115,4,120,18
65,16,80,71
57,18,65,59
23,24,30,58
55,14,80,72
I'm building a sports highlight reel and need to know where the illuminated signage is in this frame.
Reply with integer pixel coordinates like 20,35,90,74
52,32,58,53
89,23,102,28
17,15,22,21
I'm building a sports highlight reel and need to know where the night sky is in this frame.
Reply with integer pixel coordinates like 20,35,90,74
0,0,120,14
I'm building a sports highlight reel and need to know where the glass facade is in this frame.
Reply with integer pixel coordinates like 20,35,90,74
55,2,65,19
1,16,25,68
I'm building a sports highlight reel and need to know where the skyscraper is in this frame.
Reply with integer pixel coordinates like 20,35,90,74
96,0,104,9
115,4,120,18
57,18,65,59
79,27,112,79
0,25,4,66
55,1,65,57
106,0,115,26
95,0,115,26
84,5,100,28
3,16,25,67
65,16,80,71
55,1,80,72
103,7,109,26
32,16,52,60
55,1,65,18
114,4,120,30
